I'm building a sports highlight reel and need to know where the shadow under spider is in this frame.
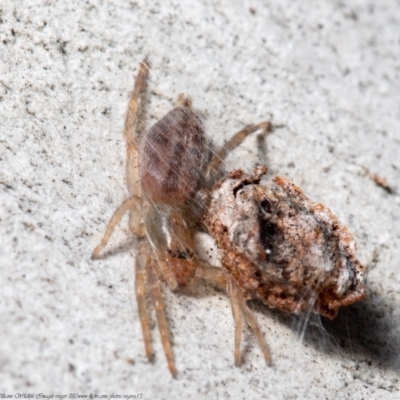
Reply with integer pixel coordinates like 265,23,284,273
321,292,400,371
249,290,400,372
95,237,138,259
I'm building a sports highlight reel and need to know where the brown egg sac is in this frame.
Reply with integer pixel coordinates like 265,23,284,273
206,166,367,319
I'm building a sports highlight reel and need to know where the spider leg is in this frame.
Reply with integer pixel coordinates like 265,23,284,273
238,290,271,365
143,245,177,377
128,200,147,237
135,240,153,360
176,93,192,108
199,264,271,366
135,241,176,375
124,60,150,236
227,279,243,366
93,60,149,258
205,121,271,181
92,196,140,259
124,59,150,199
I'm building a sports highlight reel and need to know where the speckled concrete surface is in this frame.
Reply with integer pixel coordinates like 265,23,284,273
1,1,399,398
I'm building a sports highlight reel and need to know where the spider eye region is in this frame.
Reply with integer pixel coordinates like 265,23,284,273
166,247,194,260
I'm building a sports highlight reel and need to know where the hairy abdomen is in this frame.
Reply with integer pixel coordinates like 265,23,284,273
140,107,207,204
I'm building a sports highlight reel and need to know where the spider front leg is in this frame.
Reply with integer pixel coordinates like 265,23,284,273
92,196,142,258
205,121,271,181
198,265,271,366
124,59,149,199
92,60,149,258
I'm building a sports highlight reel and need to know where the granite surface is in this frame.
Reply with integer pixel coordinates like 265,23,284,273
1,1,400,398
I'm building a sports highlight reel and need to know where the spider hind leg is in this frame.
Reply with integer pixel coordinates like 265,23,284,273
199,265,271,366
136,241,177,376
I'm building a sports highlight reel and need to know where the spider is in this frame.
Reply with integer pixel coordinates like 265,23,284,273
92,60,271,376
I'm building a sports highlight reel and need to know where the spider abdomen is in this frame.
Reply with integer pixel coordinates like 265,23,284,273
140,106,207,204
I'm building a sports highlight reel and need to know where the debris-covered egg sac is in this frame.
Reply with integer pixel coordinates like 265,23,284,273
206,166,367,319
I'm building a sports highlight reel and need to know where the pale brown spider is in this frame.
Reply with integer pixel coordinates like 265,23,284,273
92,60,271,376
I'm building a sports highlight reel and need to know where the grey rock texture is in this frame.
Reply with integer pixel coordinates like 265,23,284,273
1,0,399,398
